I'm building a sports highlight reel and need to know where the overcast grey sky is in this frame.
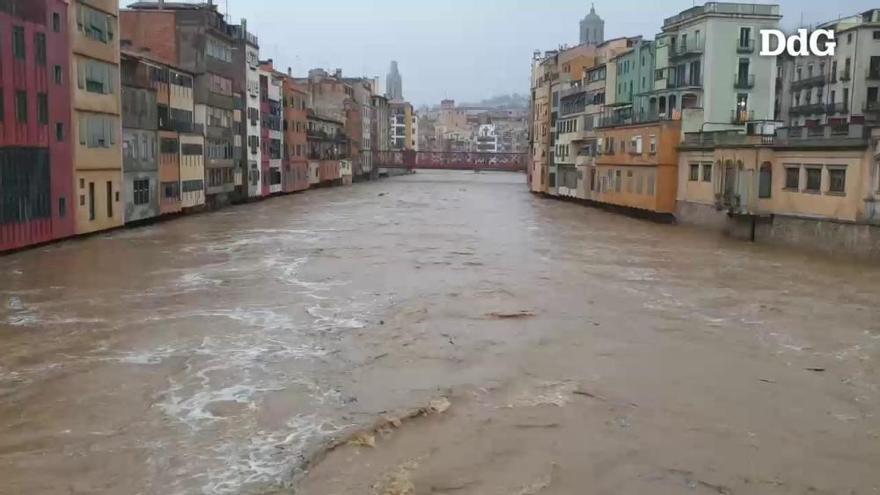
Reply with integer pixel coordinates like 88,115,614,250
122,0,877,106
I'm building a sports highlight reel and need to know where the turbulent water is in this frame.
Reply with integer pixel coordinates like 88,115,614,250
1,171,879,495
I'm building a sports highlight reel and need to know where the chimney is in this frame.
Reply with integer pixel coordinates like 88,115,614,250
334,68,342,79
288,67,292,77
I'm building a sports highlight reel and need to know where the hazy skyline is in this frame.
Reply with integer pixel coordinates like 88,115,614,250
121,0,877,106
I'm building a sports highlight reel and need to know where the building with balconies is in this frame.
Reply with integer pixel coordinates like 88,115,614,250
71,0,123,235
259,62,283,195
777,9,880,133
1,0,75,252
282,76,309,193
121,1,240,208
120,52,160,223
645,3,781,134
229,19,260,200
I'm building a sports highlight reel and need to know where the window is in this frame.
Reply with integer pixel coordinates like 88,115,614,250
35,33,47,65
37,93,48,125
614,170,622,192
79,114,116,148
206,38,232,62
828,168,846,194
805,167,821,192
78,58,115,94
53,13,62,33
162,182,179,200
647,172,655,196
55,65,63,84
0,88,4,122
77,4,114,44
182,180,204,193
689,163,700,181
12,26,25,59
56,123,64,141
784,166,800,190
702,163,712,182
58,197,66,218
133,179,150,205
15,91,27,123
758,162,772,198
88,182,95,220
874,31,880,40
209,74,233,96
160,138,179,154
106,181,113,218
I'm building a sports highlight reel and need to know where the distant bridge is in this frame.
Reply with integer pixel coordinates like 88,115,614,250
374,151,527,172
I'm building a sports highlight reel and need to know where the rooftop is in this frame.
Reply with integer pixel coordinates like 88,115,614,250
663,2,780,29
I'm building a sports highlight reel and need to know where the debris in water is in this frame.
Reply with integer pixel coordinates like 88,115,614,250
487,310,536,320
759,378,777,384
428,397,451,414
378,193,387,197
348,432,376,448
806,367,826,373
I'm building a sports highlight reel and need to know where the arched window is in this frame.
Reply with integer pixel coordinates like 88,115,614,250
759,162,772,198
659,96,667,114
669,94,678,113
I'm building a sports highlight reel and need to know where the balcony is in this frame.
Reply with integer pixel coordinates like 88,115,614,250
669,39,705,59
734,74,755,89
825,102,849,115
790,74,826,90
840,70,851,82
730,109,754,124
789,103,824,115
867,68,880,80
776,124,866,143
736,38,755,53
865,101,880,113
667,75,703,89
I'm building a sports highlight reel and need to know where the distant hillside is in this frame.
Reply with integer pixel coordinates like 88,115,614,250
462,94,529,109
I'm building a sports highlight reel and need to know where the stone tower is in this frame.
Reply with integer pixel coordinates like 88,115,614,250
386,61,403,101
579,4,604,46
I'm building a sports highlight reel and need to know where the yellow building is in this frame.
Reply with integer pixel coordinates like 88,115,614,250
71,0,123,234
677,126,880,259
179,134,206,210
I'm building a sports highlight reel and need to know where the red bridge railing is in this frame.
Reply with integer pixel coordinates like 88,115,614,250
374,151,527,172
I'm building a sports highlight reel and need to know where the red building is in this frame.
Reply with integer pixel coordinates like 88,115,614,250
282,76,309,193
0,0,73,252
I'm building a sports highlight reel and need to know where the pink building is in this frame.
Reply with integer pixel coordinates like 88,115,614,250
0,0,73,252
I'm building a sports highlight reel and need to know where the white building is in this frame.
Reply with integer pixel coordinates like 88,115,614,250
475,124,499,152
244,41,261,197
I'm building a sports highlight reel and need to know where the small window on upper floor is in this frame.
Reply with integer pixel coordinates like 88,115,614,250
53,13,62,33
874,31,880,40
13,26,26,59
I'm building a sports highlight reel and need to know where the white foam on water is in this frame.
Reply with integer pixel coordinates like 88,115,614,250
201,414,350,495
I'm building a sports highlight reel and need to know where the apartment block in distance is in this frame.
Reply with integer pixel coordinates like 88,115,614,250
71,0,123,235
1,0,74,251
121,1,239,209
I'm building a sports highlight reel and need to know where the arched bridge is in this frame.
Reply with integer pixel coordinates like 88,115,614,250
374,151,527,172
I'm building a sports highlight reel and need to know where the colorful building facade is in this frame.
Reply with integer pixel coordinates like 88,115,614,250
0,0,74,251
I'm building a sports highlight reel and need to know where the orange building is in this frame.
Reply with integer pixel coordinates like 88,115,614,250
282,77,309,193
590,118,681,215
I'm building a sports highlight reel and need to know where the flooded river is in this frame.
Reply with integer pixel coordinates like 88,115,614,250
1,171,879,494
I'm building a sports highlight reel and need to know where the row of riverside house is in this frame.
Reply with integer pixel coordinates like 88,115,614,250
0,0,410,254
530,3,880,259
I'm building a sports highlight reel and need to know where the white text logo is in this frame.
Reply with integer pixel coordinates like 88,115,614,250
759,29,836,57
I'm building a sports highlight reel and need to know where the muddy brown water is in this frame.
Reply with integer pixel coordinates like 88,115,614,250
1,171,879,494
